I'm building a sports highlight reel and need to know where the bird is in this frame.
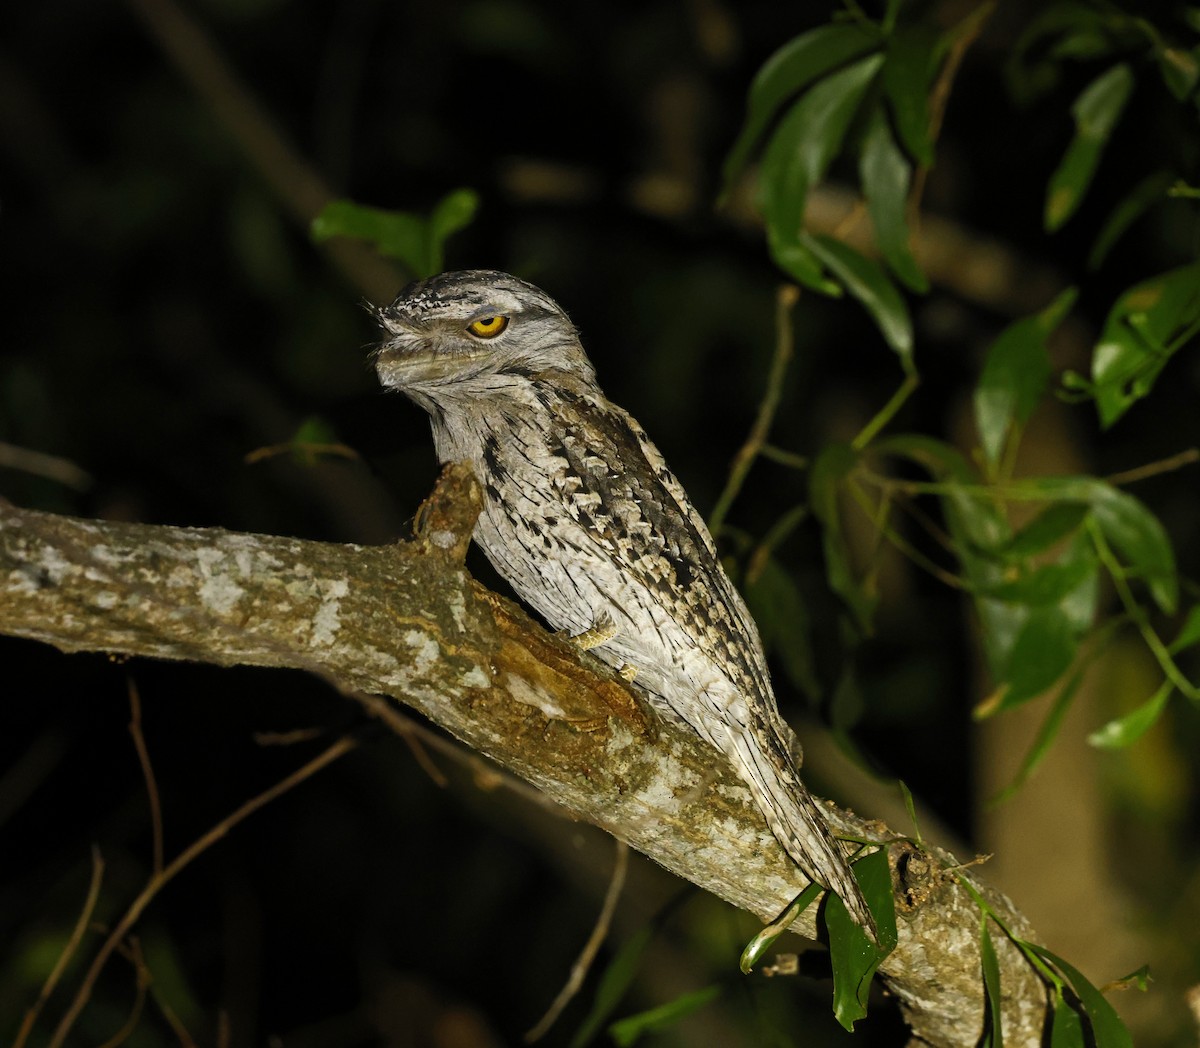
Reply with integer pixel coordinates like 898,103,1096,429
371,269,876,939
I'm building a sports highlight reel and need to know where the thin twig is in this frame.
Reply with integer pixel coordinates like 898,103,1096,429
354,691,449,788
708,285,799,536
357,699,564,809
397,724,449,788
1105,447,1200,487
524,841,629,1042
832,197,869,241
851,371,919,451
881,478,959,558
846,479,966,590
359,698,562,810
758,444,809,470
13,846,106,1048
46,735,359,1048
0,441,92,490
1088,521,1199,702
909,2,997,219
253,727,328,746
151,990,198,1048
243,441,360,465
97,937,151,1048
745,504,809,586
128,678,164,876
858,447,1200,504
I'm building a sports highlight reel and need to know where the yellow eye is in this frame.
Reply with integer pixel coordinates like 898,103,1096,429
466,315,509,339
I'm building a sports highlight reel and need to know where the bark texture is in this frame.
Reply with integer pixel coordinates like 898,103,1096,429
0,468,1048,1044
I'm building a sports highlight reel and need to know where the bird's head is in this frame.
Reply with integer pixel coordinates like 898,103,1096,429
372,270,596,409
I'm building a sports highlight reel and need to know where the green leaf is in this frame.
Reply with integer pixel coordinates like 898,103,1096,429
860,110,929,292
1050,989,1086,1047
570,893,691,1047
722,23,883,197
874,434,1014,595
1012,477,1178,614
877,435,1010,551
978,555,1095,607
881,26,943,166
881,0,902,34
898,779,922,843
981,525,1097,617
994,605,1079,711
980,922,1004,1048
799,233,913,357
312,199,422,258
1060,368,1092,392
310,189,479,277
767,233,842,295
1009,2,1116,104
569,926,654,1048
427,189,482,271
760,54,886,266
999,503,1090,560
1168,604,1200,655
1088,679,1172,749
287,416,349,466
1168,178,1200,198
826,905,876,1033
1091,260,1200,427
1045,63,1134,231
1111,963,1152,992
1025,946,1135,1048
809,443,877,634
855,847,899,952
1056,529,1102,635
1085,483,1178,614
739,882,823,974
826,849,897,1031
973,288,1077,470
608,985,722,1047
1156,43,1200,100
1088,170,1174,269
989,662,1088,802
293,415,337,443
875,434,1035,676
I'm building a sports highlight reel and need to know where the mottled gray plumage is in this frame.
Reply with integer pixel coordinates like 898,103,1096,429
372,270,875,936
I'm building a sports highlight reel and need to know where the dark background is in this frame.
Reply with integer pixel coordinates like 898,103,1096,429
2,1,1198,1045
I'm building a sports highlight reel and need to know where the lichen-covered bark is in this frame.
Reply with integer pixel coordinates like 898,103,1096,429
0,467,1047,1044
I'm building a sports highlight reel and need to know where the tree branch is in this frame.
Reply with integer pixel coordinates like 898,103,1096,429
0,467,1047,1045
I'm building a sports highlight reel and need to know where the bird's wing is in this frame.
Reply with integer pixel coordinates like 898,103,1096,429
548,389,776,715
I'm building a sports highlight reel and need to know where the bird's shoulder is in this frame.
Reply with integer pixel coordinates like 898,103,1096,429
547,389,718,574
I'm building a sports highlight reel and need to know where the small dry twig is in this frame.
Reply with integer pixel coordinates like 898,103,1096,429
1105,447,1200,487
45,735,359,1048
0,441,92,490
96,936,151,1048
13,846,106,1048
708,284,799,536
524,840,630,1042
910,2,997,220
127,678,164,875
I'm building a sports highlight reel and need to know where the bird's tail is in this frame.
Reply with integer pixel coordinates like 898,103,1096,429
728,723,879,942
